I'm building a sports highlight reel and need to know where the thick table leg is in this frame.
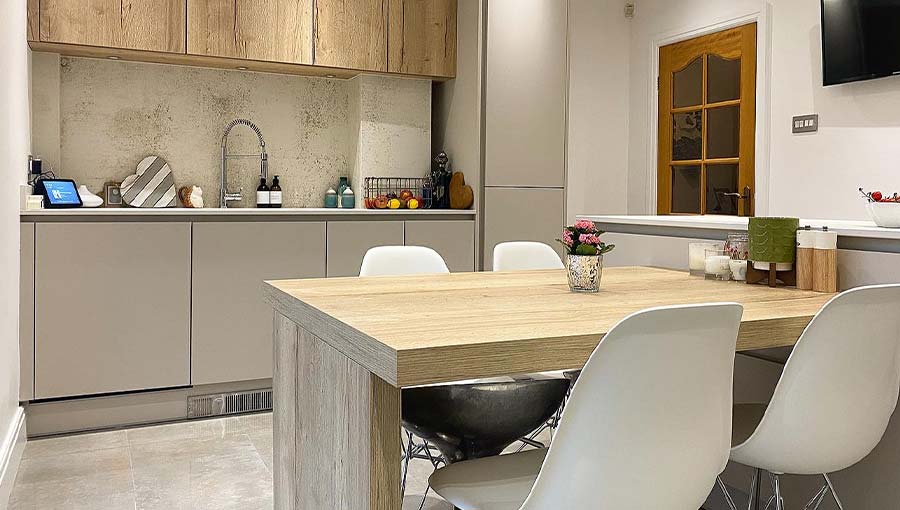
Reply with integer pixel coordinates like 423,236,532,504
274,312,402,510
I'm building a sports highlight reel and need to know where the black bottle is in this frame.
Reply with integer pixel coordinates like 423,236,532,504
270,175,283,208
256,177,270,208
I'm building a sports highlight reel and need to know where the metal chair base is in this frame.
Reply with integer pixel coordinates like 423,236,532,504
717,471,844,510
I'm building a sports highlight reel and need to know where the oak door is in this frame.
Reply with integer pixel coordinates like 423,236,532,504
388,0,457,77
314,0,388,71
187,0,313,64
658,23,757,216
39,0,186,53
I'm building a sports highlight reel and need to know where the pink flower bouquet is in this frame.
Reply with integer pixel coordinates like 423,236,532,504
557,220,615,256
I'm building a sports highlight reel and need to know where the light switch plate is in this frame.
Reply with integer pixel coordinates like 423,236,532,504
792,114,819,134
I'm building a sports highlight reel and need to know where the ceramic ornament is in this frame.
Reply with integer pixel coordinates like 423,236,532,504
77,185,104,207
179,186,204,208
120,156,177,208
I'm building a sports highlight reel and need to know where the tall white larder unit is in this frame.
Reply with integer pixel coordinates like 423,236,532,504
482,0,568,269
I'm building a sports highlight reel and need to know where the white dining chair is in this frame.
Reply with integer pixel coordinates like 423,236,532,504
359,245,450,276
719,284,900,510
430,302,744,510
493,241,564,271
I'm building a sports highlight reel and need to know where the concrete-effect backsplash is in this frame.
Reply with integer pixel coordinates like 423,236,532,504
30,53,431,208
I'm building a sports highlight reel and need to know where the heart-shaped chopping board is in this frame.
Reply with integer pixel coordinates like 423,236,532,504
120,156,177,208
449,172,474,209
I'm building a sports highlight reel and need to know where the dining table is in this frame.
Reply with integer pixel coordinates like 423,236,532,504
263,266,836,510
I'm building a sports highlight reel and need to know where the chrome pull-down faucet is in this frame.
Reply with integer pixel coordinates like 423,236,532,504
220,119,268,208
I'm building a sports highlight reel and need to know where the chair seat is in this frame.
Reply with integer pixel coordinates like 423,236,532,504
429,448,547,510
732,403,767,447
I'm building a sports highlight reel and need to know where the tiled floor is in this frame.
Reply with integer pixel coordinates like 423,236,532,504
8,413,452,510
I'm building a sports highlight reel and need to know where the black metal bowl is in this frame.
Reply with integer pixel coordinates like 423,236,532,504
401,378,570,463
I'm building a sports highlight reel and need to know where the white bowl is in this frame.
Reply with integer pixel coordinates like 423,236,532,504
866,202,900,228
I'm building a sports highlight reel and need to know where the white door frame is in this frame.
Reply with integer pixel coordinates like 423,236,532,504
646,5,773,216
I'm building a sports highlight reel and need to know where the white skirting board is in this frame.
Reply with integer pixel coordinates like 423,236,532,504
0,407,26,510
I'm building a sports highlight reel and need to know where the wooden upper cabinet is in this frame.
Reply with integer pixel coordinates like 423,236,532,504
187,0,313,64
388,0,456,77
39,0,186,53
27,0,39,42
314,0,388,72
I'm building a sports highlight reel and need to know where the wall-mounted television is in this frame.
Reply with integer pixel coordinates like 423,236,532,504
821,0,900,86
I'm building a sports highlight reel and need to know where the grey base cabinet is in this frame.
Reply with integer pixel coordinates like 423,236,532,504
34,222,191,399
405,220,475,272
483,188,565,270
326,221,405,277
191,222,326,385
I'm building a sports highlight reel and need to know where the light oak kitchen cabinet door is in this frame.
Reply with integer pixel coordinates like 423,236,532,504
483,188,565,270
188,0,313,63
327,220,404,277
39,0,186,53
404,220,474,272
388,0,457,77
314,0,388,71
191,221,326,385
34,223,191,399
484,0,567,188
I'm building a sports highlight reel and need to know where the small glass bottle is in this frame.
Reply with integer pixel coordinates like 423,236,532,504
256,177,270,208
270,176,283,208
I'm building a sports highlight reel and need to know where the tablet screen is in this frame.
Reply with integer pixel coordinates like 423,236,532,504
43,180,82,206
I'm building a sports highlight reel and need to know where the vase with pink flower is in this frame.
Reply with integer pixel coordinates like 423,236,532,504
557,220,616,293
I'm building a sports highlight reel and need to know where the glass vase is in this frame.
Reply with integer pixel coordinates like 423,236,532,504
566,255,603,293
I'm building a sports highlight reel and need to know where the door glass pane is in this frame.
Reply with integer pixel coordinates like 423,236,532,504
708,55,741,103
672,111,702,161
706,164,740,215
707,105,740,159
673,57,703,108
672,165,701,214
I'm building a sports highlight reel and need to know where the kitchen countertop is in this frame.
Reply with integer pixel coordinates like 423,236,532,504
21,207,476,220
579,215,900,241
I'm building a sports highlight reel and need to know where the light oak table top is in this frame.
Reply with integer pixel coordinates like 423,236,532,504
264,267,835,387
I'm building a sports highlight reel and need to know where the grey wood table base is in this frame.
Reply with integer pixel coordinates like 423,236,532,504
273,313,401,510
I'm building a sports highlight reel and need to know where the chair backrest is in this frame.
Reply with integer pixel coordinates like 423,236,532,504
730,284,900,475
520,303,742,510
359,246,450,277
493,242,564,271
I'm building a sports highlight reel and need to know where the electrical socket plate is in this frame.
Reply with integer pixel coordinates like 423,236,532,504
792,114,818,134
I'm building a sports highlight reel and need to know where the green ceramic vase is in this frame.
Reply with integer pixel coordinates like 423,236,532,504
748,217,800,263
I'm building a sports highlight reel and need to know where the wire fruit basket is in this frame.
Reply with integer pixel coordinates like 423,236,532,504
363,177,433,209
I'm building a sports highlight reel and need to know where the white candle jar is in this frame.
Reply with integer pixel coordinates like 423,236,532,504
705,249,732,281
689,242,722,277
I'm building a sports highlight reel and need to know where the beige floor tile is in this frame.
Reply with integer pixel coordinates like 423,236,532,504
14,447,132,485
246,429,273,473
9,450,135,510
126,417,249,446
130,434,272,510
23,430,129,459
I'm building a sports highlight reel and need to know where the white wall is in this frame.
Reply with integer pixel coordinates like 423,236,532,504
0,0,28,498
566,0,631,222
626,0,900,221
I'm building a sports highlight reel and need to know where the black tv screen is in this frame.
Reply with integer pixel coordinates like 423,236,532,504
822,0,900,86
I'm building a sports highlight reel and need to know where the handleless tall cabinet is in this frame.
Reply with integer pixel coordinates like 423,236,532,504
482,0,568,269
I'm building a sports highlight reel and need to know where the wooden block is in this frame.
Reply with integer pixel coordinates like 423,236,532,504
813,249,838,293
796,247,814,291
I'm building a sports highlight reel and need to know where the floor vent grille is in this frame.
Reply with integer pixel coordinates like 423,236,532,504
187,388,273,419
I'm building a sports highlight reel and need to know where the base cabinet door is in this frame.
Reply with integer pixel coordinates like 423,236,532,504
404,220,474,272
191,222,326,385
326,221,404,277
34,222,191,399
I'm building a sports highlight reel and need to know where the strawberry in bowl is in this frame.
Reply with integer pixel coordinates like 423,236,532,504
860,188,900,228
